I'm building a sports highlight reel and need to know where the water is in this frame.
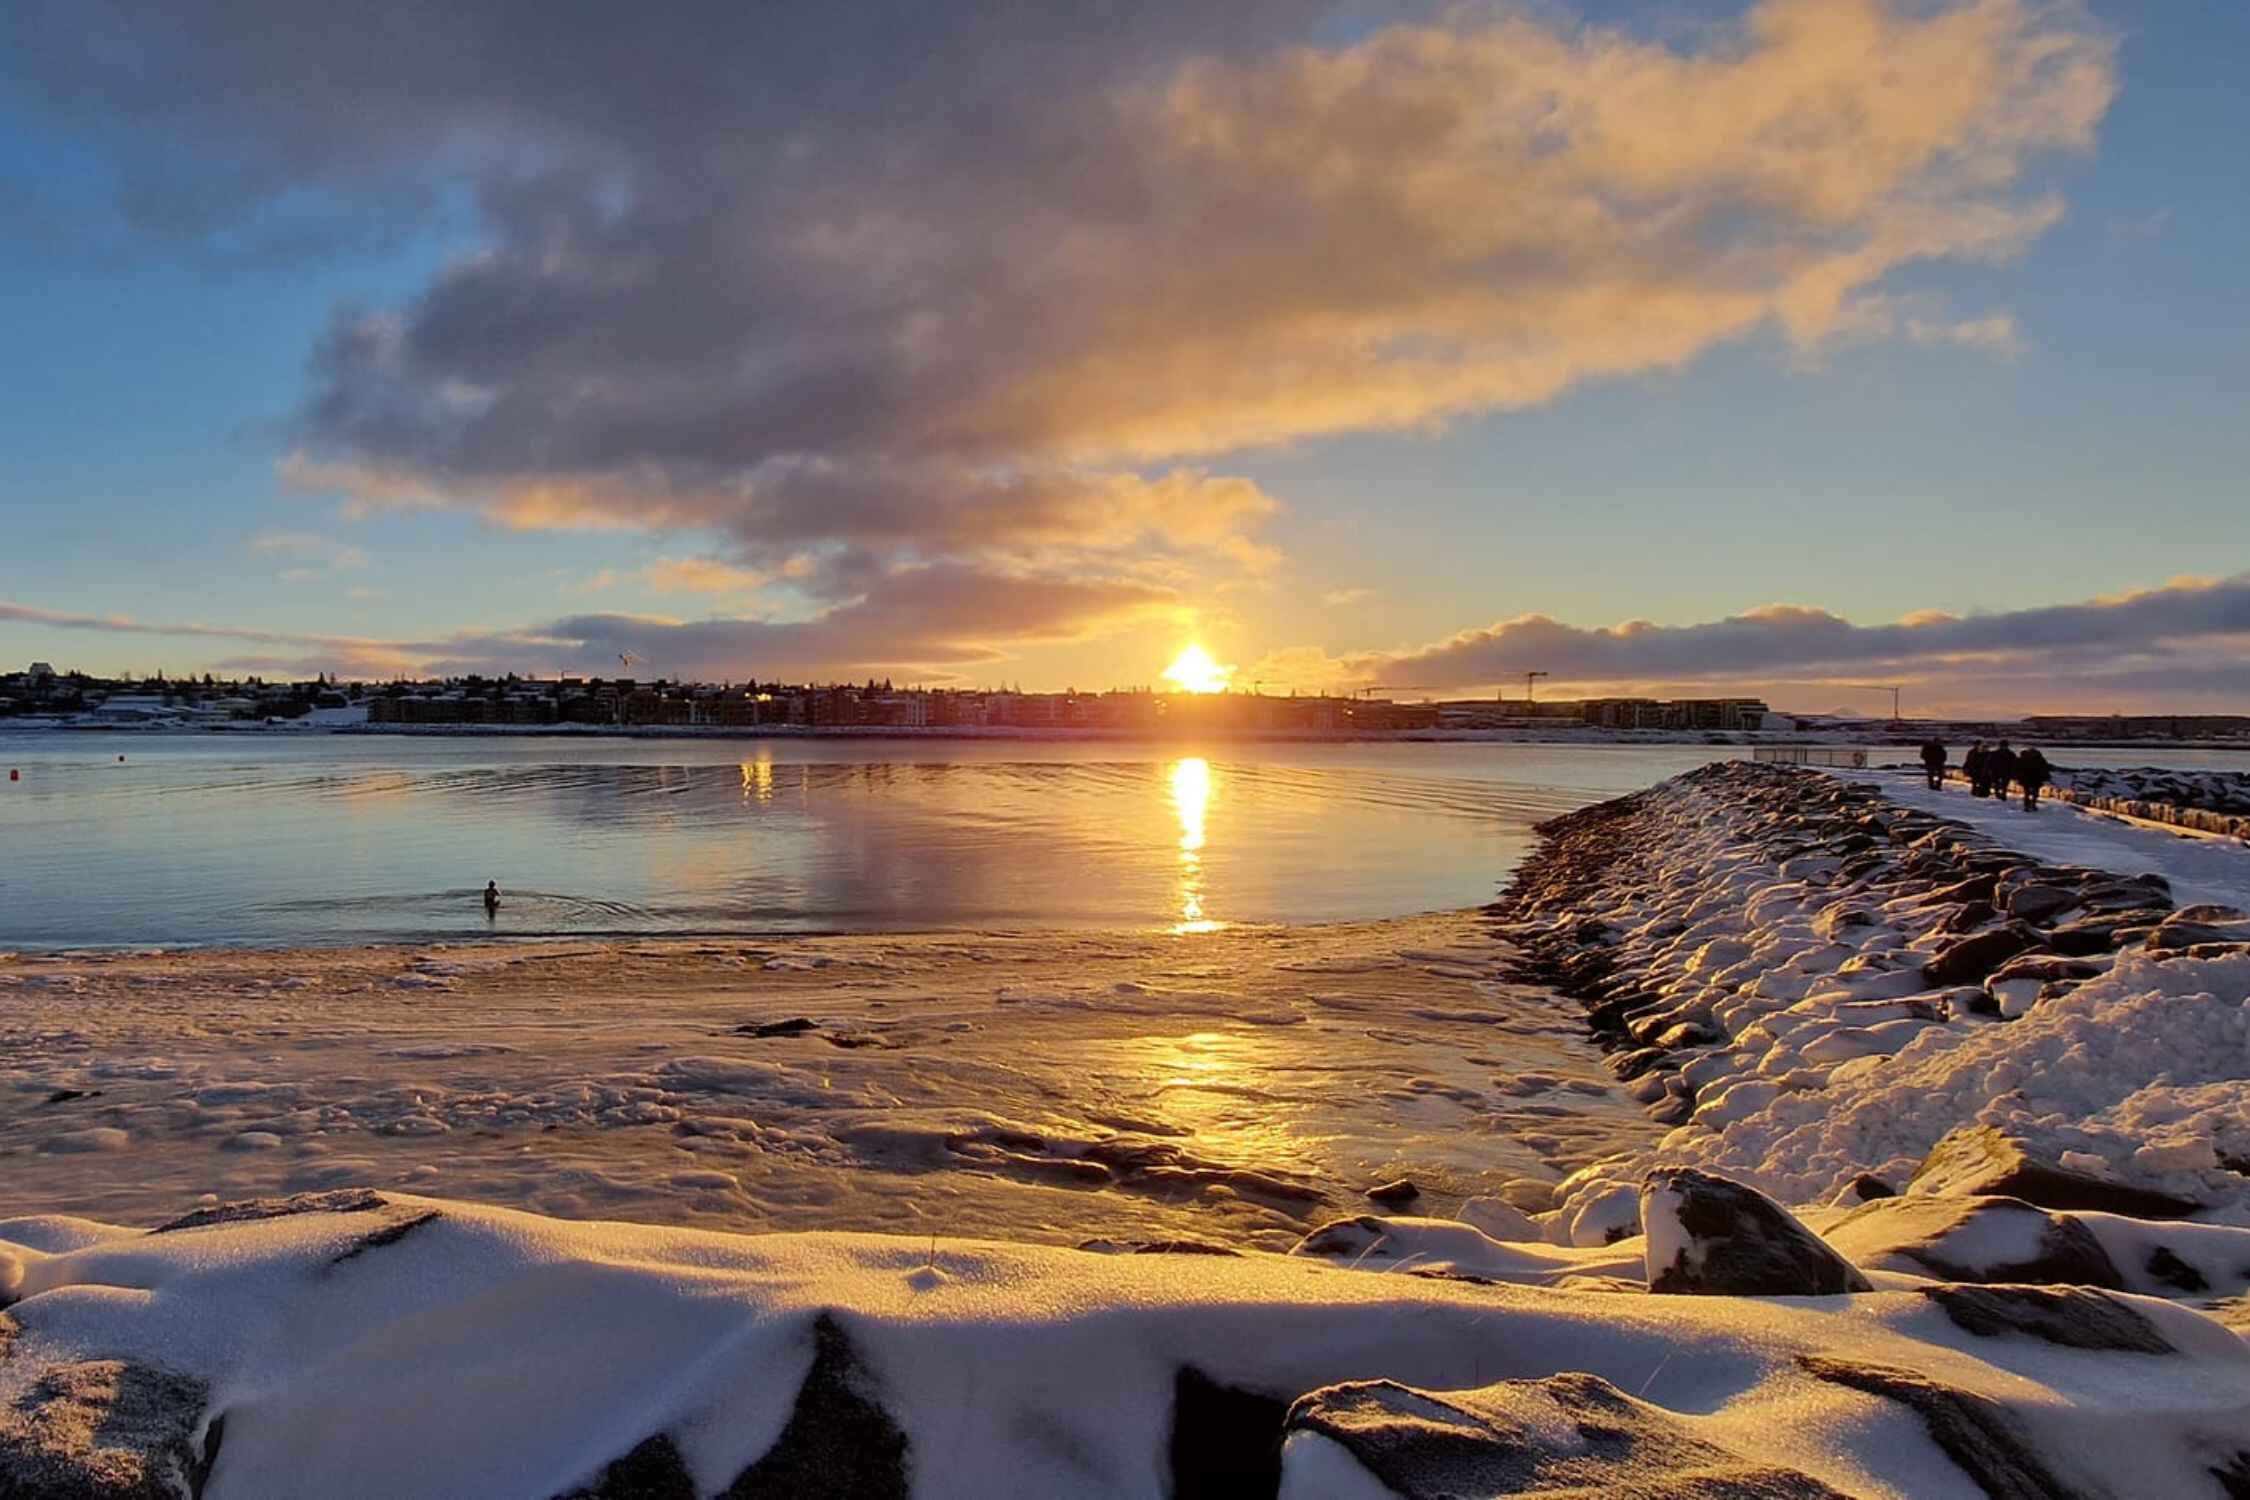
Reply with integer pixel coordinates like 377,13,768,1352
0,734,1744,948
8,733,2244,949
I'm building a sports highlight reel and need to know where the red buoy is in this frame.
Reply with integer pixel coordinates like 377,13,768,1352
7,768,16,781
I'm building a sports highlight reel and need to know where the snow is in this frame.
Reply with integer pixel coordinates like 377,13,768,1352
4,1192,2247,1498
1876,771,2250,910
0,913,1657,1253
1501,765,2250,1258
10,757,2250,1493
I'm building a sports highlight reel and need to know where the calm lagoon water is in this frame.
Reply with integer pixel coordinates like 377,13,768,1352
10,734,2244,949
0,734,1743,948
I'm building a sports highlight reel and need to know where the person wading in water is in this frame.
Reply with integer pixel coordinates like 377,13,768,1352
483,881,501,917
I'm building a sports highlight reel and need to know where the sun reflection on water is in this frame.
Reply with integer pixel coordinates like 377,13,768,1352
740,751,775,802
1170,756,1221,934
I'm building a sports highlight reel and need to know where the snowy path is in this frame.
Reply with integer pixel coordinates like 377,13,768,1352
1848,768,2250,910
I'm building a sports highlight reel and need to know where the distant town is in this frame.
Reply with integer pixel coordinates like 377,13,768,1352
4,660,2247,744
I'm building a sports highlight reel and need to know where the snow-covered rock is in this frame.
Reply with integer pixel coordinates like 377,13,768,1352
1641,1167,1870,1297
1821,1196,2122,1288
1907,1124,2201,1219
5,1191,2249,1500
1280,1371,1848,1499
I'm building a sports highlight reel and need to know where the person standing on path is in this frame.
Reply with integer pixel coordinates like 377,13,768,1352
1963,741,1988,797
1919,738,1947,791
1986,741,2020,806
2014,746,2053,811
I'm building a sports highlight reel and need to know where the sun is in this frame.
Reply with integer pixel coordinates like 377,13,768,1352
1161,643,1233,695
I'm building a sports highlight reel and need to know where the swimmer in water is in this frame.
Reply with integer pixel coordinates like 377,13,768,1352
483,880,500,916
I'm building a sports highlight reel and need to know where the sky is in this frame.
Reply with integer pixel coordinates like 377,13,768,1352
1,0,2245,714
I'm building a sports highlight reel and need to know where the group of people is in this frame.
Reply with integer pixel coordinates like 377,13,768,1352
1918,737,2054,810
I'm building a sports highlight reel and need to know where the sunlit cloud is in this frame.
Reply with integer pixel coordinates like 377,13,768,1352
0,0,2114,676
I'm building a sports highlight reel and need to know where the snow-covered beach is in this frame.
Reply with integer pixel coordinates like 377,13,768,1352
0,913,1649,1249
9,761,2250,1496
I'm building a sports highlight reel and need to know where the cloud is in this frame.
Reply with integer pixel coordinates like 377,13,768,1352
3,562,1185,683
1249,574,2250,712
1907,313,2024,358
640,557,779,595
247,529,368,572
8,2,2112,651
257,0,2109,500
16,572,2250,711
1322,587,1378,607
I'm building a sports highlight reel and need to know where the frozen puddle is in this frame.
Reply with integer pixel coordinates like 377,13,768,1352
0,912,1655,1250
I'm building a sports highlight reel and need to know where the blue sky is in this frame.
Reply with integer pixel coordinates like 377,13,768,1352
1,1,2244,712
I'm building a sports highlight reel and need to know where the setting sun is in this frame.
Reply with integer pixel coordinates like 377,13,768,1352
1160,643,1232,695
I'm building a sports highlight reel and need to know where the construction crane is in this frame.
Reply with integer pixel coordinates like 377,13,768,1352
1524,670,1550,703
1841,683,1905,722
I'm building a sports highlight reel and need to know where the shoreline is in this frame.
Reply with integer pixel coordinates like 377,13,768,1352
9,765,2250,1496
11,717,2250,751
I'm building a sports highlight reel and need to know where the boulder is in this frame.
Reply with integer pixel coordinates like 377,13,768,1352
1923,923,2043,987
1282,1371,1851,1500
1641,1168,1870,1296
723,1313,908,1498
738,1017,819,1038
553,1433,696,1499
1821,1196,2121,1288
0,1326,213,1500
2003,885,2079,923
1939,900,1998,934
1652,1021,1722,1050
1169,1367,1288,1500
1365,1180,1420,1209
152,1189,387,1234
1919,1285,2171,1354
1830,1174,1896,1206
1907,1125,2202,1218
2147,909,2250,952
1796,1357,2097,1500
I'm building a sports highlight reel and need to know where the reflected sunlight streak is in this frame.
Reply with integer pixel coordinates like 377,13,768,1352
740,751,776,803
1170,756,1221,934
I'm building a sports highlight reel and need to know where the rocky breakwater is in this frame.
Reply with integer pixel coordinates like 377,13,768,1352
2047,765,2250,841
1492,760,2250,1254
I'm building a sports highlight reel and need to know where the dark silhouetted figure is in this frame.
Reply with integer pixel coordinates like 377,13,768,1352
1919,738,1947,791
1986,741,2019,806
1963,740,1988,797
483,880,500,917
2015,746,2052,811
